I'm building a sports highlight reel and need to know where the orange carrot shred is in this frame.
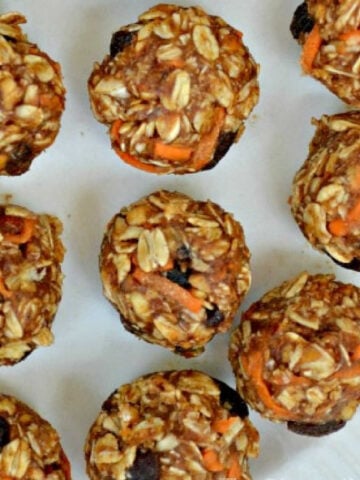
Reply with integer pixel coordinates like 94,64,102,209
153,141,193,162
331,362,360,380
227,454,243,479
301,24,322,74
202,449,224,472
113,146,165,174
328,218,348,237
133,268,203,313
339,30,360,42
192,107,226,170
347,198,360,223
242,350,297,420
110,119,123,144
352,345,360,362
212,416,238,434
1,218,35,244
0,277,12,299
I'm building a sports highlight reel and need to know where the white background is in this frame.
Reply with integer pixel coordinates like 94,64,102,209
1,1,360,479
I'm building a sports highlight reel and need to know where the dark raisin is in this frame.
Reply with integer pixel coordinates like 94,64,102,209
213,379,249,418
44,462,61,474
290,2,315,40
287,419,346,436
110,30,136,57
126,449,160,480
176,245,192,261
205,308,224,327
6,143,33,176
102,390,119,413
201,130,237,171
0,416,10,449
324,251,360,272
165,268,191,288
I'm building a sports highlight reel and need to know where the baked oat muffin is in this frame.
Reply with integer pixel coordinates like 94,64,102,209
84,370,259,480
0,393,71,479
290,0,360,106
0,12,66,175
229,272,360,436
290,111,360,270
0,204,65,365
99,190,251,357
88,4,259,174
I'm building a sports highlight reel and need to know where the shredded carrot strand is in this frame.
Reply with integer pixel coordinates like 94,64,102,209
347,198,360,222
332,361,360,380
212,416,238,434
0,277,12,299
339,30,360,42
352,345,360,362
110,119,122,144
2,218,35,244
301,24,322,74
227,454,243,479
113,146,165,174
153,141,193,162
328,218,348,237
133,268,203,313
242,350,297,419
202,449,224,472
192,107,226,170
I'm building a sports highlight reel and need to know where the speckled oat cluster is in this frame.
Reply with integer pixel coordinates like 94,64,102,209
291,0,360,106
291,111,360,269
229,272,360,433
84,370,259,480
0,204,64,365
0,12,66,175
0,394,71,479
88,3,259,173
100,190,251,357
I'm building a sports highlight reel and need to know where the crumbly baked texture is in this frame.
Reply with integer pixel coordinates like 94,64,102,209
0,394,71,479
0,12,66,175
290,111,360,270
0,204,65,365
84,370,259,480
229,272,360,434
100,190,251,357
290,1,360,107
88,4,259,174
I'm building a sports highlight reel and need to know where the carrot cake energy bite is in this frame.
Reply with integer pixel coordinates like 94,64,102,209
0,204,65,365
0,12,66,175
84,370,259,480
88,4,259,174
100,190,251,357
290,111,360,270
290,0,360,107
229,272,360,436
0,394,71,479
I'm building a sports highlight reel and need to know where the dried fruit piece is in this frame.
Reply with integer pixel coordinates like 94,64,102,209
100,190,251,357
84,370,259,479
88,4,259,173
